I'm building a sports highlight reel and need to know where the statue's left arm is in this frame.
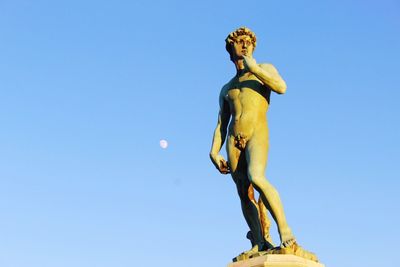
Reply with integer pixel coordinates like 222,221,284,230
243,55,287,94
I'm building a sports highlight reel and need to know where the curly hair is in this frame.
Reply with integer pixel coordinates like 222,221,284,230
225,27,257,61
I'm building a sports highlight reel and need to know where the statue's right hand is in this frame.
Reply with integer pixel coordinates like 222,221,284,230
210,154,230,174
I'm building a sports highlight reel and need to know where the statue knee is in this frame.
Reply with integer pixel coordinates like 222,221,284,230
248,173,265,190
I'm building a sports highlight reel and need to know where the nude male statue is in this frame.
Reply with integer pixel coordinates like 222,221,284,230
209,27,296,257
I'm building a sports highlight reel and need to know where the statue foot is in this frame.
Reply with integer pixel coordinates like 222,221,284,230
246,231,274,250
281,237,296,248
269,241,319,262
232,243,265,262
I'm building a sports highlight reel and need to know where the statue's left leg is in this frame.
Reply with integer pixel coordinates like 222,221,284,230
245,130,296,248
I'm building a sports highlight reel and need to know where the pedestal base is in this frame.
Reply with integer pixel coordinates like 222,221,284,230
227,254,325,267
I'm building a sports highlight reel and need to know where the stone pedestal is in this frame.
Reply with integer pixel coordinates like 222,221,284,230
227,254,325,267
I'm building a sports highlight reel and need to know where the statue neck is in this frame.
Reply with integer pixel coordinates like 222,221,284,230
234,59,246,75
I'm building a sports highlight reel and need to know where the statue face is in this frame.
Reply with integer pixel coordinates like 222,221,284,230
232,35,254,60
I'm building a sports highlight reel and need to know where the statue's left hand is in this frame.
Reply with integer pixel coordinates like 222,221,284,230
243,55,258,73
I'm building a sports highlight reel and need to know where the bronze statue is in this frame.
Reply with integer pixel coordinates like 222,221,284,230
210,27,317,262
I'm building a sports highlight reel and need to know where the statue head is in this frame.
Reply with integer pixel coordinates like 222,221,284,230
225,27,257,62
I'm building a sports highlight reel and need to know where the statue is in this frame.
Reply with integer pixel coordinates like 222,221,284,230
209,27,317,262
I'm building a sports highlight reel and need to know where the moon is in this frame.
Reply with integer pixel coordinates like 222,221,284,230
159,139,168,149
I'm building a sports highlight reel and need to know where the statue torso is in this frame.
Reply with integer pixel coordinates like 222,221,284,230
223,71,271,138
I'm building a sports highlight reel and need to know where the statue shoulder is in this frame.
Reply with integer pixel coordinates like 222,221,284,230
220,79,233,95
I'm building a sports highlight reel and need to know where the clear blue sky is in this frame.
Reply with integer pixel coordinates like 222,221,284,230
0,0,399,266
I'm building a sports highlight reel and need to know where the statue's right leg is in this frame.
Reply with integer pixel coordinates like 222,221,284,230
227,135,265,254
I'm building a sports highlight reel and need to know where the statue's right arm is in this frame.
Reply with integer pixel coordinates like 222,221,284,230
209,87,231,174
